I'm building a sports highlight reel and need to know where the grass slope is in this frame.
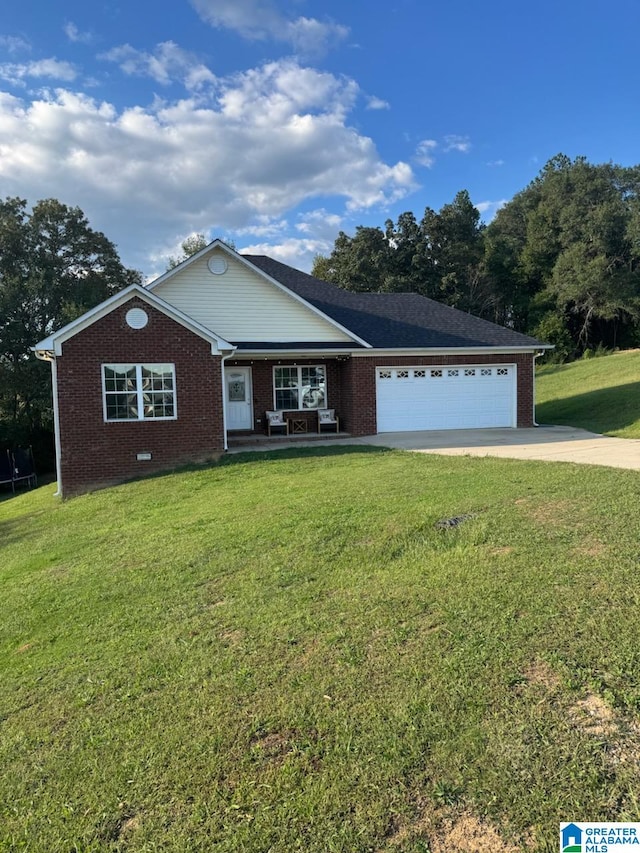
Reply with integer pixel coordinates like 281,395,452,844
3,446,640,851
536,349,640,437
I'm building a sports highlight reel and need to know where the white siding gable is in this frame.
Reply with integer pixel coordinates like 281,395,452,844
153,250,354,343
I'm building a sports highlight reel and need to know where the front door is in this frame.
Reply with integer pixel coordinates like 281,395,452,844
225,367,253,430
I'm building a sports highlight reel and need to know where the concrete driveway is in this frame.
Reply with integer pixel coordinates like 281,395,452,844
229,425,640,470
354,425,640,470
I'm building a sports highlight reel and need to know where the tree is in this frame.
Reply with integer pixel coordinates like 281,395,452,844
487,155,640,354
311,227,393,292
167,233,209,269
313,193,487,311
420,190,488,313
384,211,430,293
0,197,141,464
483,188,543,330
315,155,640,359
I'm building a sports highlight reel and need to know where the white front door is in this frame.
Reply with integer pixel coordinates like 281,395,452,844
225,367,253,430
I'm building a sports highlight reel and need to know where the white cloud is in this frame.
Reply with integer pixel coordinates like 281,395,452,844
0,35,31,54
296,208,343,241
190,0,348,57
0,60,415,273
235,216,289,238
0,58,77,85
415,139,437,168
100,42,216,90
63,22,93,45
443,134,471,153
238,236,332,272
487,159,505,167
366,95,390,110
286,16,348,57
218,61,358,121
475,199,508,220
236,209,344,270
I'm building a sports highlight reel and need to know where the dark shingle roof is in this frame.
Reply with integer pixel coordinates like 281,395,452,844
243,255,545,350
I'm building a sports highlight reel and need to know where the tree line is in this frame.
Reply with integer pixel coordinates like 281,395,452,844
0,198,141,468
2,154,640,469
313,154,640,360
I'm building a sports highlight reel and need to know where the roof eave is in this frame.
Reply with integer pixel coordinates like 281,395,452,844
229,348,356,358
226,343,550,358
350,344,551,355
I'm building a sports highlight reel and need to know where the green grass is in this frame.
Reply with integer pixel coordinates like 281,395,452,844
3,446,640,851
536,349,640,437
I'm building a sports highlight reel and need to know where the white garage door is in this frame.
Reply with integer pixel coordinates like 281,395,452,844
376,365,516,432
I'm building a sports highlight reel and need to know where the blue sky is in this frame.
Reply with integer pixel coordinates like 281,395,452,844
0,0,638,277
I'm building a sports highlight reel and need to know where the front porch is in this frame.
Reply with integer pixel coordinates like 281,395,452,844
224,355,354,436
227,430,352,449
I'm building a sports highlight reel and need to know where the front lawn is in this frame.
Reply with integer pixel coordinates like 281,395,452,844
2,446,640,851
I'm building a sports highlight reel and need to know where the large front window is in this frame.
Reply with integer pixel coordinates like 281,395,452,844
103,364,176,421
274,365,326,410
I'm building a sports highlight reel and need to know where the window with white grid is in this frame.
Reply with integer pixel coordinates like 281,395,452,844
103,364,176,421
274,365,326,410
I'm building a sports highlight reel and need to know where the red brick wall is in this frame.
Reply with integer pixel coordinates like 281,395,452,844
226,352,535,436
56,298,224,497
226,357,343,433
342,353,536,436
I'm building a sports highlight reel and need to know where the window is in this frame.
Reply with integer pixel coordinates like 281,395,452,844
103,364,176,421
274,365,325,410
396,370,409,379
447,369,459,377
431,369,443,378
414,370,426,378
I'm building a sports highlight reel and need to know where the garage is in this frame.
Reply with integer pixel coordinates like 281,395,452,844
375,365,516,432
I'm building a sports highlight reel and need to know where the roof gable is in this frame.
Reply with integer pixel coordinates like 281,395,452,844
33,284,234,357
147,240,368,347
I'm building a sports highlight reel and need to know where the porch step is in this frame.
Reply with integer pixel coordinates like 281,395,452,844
227,431,351,448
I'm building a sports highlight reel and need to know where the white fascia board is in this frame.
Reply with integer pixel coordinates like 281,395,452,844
230,345,548,359
350,345,550,357
145,240,372,350
231,348,355,359
33,284,235,357
32,342,55,357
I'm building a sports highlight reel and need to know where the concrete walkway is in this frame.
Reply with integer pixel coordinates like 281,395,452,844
228,425,640,471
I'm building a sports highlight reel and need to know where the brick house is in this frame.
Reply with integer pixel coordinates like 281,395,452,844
34,240,548,497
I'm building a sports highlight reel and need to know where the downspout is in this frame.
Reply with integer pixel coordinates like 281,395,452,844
532,350,545,427
34,350,62,496
220,347,237,451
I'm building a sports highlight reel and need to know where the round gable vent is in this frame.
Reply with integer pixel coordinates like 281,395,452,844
126,307,149,329
207,256,228,275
